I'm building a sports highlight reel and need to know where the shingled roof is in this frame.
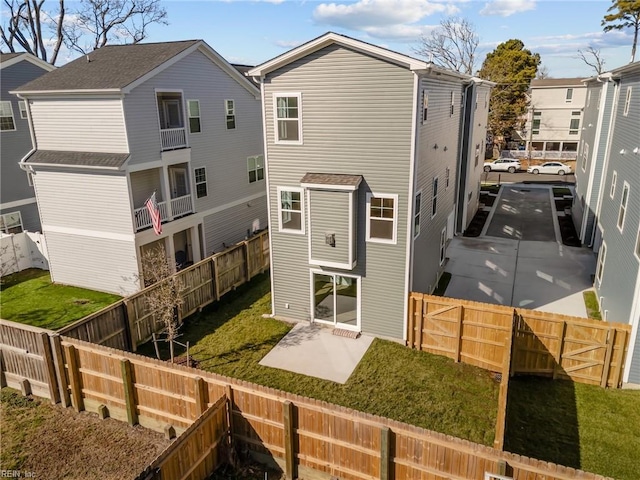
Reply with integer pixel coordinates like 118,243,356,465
0,52,24,62
23,150,130,169
530,78,586,88
15,40,199,92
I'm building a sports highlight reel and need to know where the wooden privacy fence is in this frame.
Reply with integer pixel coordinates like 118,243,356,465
407,293,631,388
0,321,615,480
58,229,270,352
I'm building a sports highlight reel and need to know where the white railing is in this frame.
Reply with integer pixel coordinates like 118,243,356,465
134,201,169,231
160,127,187,150
170,195,193,218
501,150,578,161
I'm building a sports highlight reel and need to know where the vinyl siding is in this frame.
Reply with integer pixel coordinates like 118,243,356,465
630,313,640,384
264,44,414,339
29,97,128,153
309,189,351,266
1,61,49,208
529,85,587,143
130,168,164,207
0,201,41,232
412,76,464,293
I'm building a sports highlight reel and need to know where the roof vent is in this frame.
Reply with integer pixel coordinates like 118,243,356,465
86,54,90,63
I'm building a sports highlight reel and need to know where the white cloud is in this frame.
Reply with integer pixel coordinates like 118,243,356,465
480,0,535,17
312,0,458,42
274,39,304,48
528,30,633,57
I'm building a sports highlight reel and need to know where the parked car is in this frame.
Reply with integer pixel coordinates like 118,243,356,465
483,158,521,173
527,162,572,175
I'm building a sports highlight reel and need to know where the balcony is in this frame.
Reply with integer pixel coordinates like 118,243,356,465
157,92,188,152
133,195,193,231
161,127,187,151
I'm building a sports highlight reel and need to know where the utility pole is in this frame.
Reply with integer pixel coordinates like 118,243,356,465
527,108,534,170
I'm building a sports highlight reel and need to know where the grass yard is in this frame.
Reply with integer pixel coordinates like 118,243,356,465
139,273,500,446
505,376,640,480
0,269,121,329
583,290,602,320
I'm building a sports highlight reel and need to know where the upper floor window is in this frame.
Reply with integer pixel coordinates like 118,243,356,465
247,155,264,183
278,187,304,233
194,167,207,198
431,177,438,218
18,100,27,119
422,90,429,123
0,211,23,234
445,167,450,189
581,141,589,172
225,100,236,129
414,191,422,238
596,89,601,110
187,100,201,134
274,93,302,144
623,86,632,116
596,243,606,285
565,88,573,102
569,111,580,135
532,111,541,135
366,193,397,244
586,90,591,108
0,101,16,131
450,91,455,116
618,182,630,232
610,171,617,198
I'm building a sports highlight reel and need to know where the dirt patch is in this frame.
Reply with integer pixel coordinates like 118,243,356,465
463,210,490,237
1,388,170,479
557,215,581,247
480,193,496,207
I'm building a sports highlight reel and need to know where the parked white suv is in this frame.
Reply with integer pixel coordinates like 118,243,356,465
483,158,521,173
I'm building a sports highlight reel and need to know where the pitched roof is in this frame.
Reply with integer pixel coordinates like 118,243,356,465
0,53,24,62
300,173,363,190
0,52,56,72
23,150,129,169
15,40,199,92
530,78,586,88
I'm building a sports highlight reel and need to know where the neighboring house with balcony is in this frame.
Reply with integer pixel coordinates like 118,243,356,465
523,78,587,160
248,33,491,339
14,40,267,295
0,53,54,234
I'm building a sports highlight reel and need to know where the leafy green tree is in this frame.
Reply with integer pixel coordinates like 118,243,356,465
602,0,640,63
478,39,540,152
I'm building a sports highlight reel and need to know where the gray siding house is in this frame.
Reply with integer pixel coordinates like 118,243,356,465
0,53,54,234
249,33,492,340
14,40,267,295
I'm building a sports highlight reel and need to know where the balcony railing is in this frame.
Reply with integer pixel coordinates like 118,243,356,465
133,195,194,232
160,127,187,151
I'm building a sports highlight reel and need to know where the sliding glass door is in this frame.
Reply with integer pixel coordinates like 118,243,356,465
312,272,359,330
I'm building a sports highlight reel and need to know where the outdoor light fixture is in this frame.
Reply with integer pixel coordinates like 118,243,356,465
433,143,439,149
633,147,639,155
619,149,627,155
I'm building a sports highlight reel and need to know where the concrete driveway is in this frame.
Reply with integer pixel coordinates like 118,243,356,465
444,184,596,317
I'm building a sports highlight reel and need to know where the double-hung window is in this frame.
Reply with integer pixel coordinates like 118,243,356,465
422,90,429,123
569,111,580,135
566,88,573,102
431,177,438,218
0,211,23,234
414,192,422,238
596,243,606,285
581,142,589,171
187,100,201,133
445,167,450,189
610,171,617,198
439,227,447,265
618,182,629,231
194,167,207,198
225,100,236,129
18,100,28,119
278,187,304,233
623,86,632,116
366,193,397,244
0,101,16,131
532,111,541,135
247,155,264,183
274,93,302,143
450,91,455,116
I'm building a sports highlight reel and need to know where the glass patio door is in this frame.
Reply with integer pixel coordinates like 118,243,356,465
313,272,359,330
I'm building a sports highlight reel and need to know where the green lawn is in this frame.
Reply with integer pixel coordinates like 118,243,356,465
583,290,602,320
505,376,640,480
139,274,500,446
0,269,121,330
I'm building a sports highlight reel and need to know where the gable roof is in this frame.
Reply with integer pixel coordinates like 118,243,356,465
0,52,56,72
530,78,586,88
14,40,259,97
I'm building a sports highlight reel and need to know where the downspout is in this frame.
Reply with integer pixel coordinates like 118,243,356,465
456,80,474,234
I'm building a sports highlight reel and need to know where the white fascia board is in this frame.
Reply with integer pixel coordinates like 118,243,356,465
0,53,56,72
20,162,124,171
300,183,360,191
416,65,472,82
11,89,122,97
248,32,427,78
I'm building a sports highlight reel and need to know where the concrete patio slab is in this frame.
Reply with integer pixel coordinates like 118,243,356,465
259,323,374,384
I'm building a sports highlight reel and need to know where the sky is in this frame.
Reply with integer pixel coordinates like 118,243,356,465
131,0,636,78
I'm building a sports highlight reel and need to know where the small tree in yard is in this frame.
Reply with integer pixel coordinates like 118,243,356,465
140,243,183,363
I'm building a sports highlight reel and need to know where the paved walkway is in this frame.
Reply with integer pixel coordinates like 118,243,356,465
259,323,374,383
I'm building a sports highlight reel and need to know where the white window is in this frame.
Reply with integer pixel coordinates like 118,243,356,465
596,242,606,285
475,92,479,111
484,92,488,108
414,191,422,238
225,99,236,130
566,88,573,102
277,187,304,233
194,167,207,198
623,86,632,116
247,155,264,183
187,100,201,133
422,90,429,123
274,93,302,144
431,177,438,218
635,224,640,261
366,193,397,244
610,171,617,198
581,142,589,172
445,167,450,189
439,227,447,265
475,144,480,167
0,211,23,234
569,111,580,135
532,111,541,135
586,90,591,108
618,182,630,231
26,171,33,187
450,91,455,116
18,100,27,119
0,101,16,131
596,89,601,110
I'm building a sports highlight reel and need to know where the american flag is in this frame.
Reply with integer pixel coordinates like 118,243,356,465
145,192,162,235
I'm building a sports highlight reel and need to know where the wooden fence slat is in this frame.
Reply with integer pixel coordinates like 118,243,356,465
40,332,59,405
601,329,615,388
283,400,296,480
50,334,70,407
380,426,390,480
64,344,84,412
121,358,138,426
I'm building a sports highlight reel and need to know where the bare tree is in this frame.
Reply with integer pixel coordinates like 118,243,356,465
413,16,479,75
1,0,167,65
536,65,550,79
140,244,183,363
576,46,607,75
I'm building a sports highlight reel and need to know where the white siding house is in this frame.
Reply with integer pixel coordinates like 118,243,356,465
14,40,266,295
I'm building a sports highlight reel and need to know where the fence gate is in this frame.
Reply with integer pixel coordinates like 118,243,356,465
419,305,462,361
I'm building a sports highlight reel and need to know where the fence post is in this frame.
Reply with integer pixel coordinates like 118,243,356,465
611,329,628,388
124,299,138,352
121,358,138,426
40,332,60,405
50,334,70,407
282,400,296,480
380,426,391,480
64,344,84,412
120,301,134,352
194,377,207,416
416,296,425,351
0,350,6,388
407,294,415,348
455,305,464,362
212,256,220,301
225,384,234,439
493,335,512,451
244,240,252,283
553,321,567,380
601,328,615,388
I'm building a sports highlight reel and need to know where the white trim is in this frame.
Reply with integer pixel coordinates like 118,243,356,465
18,100,27,119
277,186,305,234
0,53,56,72
187,99,202,134
635,221,640,262
247,154,265,184
623,267,640,383
617,181,630,233
365,192,398,245
0,211,24,234
596,241,607,286
623,86,632,116
308,259,353,270
300,183,359,191
413,190,422,239
273,92,303,145
14,88,122,96
20,161,125,171
194,166,207,198
127,159,163,173
309,268,361,331
0,100,16,131
224,99,236,130
610,170,617,199
431,176,439,219
439,226,447,266
0,197,37,209
44,224,135,242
